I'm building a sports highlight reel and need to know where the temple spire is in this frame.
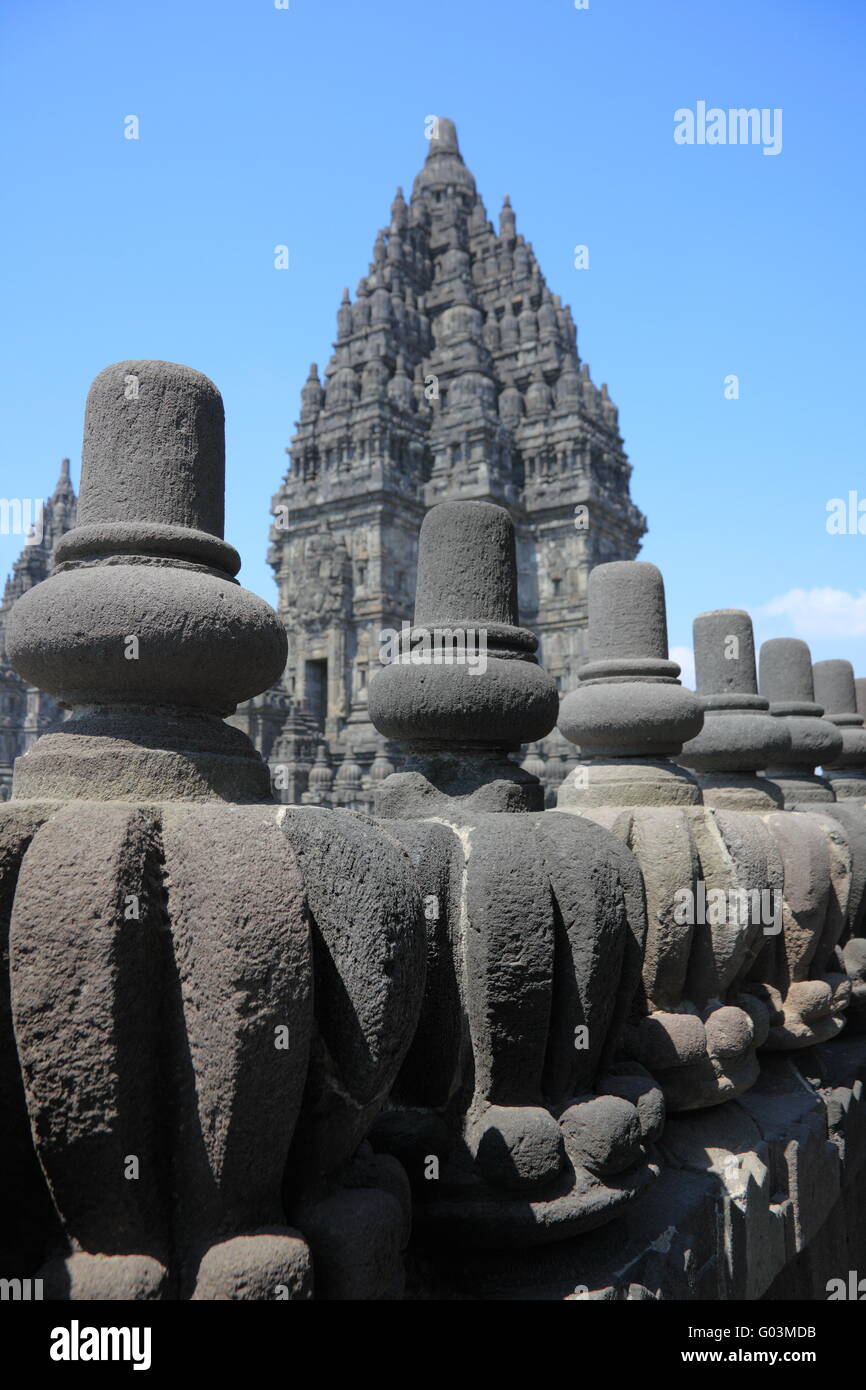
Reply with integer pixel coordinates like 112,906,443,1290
265,116,645,809
499,194,516,239
425,116,460,156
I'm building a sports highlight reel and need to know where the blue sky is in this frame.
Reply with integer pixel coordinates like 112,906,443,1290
2,0,864,686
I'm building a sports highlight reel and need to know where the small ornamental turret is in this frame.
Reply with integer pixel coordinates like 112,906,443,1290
759,640,866,1018
370,498,557,813
557,564,777,1110
303,741,334,805
300,362,323,422
679,611,851,1048
8,360,286,803
499,193,516,241
369,501,662,1248
812,657,866,1029
0,361,425,1300
557,560,703,806
676,610,790,809
337,289,352,341
813,659,866,799
758,638,843,806
390,185,407,230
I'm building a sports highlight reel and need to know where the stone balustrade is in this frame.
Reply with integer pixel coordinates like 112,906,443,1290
368,501,662,1249
2,365,866,1301
556,564,773,1111
0,362,425,1300
679,612,852,1050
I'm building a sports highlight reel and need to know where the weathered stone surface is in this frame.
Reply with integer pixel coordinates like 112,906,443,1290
41,1252,168,1302
77,360,227,540
369,500,558,768
418,1035,866,1300
558,562,703,761
371,502,658,1245
0,361,426,1300
0,802,60,1273
759,638,842,801
558,566,776,1110
813,658,866,802
749,810,850,1047
681,610,789,794
292,1148,411,1300
278,806,425,1187
10,804,168,1260
682,611,852,1051
413,494,519,629
4,346,866,1302
756,638,866,1032
190,1231,312,1302
157,804,313,1273
379,818,463,1108
7,362,286,801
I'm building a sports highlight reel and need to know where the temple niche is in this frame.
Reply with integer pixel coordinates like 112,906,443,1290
252,118,646,805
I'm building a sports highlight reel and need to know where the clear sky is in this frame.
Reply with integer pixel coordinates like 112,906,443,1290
2,0,864,687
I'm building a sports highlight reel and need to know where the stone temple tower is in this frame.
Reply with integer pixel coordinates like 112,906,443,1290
0,460,77,799
258,119,647,802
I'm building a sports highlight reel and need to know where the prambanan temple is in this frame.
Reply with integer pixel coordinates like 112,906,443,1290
1,121,865,1304
1,120,644,810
